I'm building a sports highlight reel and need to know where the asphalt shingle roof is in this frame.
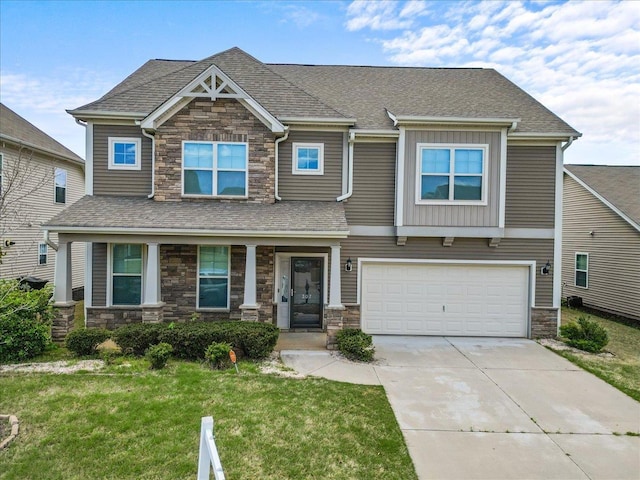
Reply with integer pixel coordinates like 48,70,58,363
44,195,349,235
0,103,84,163
565,165,640,226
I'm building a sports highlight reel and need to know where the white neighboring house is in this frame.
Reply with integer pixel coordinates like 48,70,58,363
0,103,85,296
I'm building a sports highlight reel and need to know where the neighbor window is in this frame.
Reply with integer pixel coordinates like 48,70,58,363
198,246,230,309
183,141,247,197
108,137,141,170
575,253,589,288
292,143,324,175
54,168,67,204
111,244,142,305
0,153,3,196
38,243,47,265
417,144,487,203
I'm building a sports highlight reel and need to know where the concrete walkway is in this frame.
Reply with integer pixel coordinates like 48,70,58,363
280,336,640,480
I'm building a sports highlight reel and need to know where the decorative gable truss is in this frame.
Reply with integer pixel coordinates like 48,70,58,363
140,64,285,134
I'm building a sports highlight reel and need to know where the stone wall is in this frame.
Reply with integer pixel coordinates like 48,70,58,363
531,307,559,338
86,307,143,330
154,98,275,203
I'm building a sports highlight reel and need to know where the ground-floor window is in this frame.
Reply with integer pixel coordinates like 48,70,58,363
198,246,229,309
575,252,589,288
112,244,142,305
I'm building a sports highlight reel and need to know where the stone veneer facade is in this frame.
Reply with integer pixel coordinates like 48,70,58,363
153,98,276,203
530,307,559,338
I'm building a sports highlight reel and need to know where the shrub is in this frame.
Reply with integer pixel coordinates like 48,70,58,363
65,328,111,356
146,342,173,369
205,342,232,369
240,327,279,359
112,323,165,356
0,280,53,363
560,316,609,353
336,328,375,362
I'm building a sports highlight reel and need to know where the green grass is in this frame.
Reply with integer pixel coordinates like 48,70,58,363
556,307,640,401
0,359,417,480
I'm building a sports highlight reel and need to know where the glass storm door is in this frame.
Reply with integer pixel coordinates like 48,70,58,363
290,257,323,329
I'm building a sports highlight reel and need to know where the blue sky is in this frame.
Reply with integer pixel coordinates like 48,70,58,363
1,0,638,165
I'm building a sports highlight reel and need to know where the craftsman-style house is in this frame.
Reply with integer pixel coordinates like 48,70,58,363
46,47,580,346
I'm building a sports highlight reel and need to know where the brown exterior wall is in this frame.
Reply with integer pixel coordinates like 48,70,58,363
562,174,640,320
403,130,501,227
93,124,152,196
278,130,343,200
505,145,556,228
345,142,396,225
153,98,275,203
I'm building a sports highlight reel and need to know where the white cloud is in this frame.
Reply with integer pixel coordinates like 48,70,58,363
346,0,417,31
346,0,640,165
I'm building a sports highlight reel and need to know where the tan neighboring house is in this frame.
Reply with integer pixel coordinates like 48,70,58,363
563,165,640,321
44,47,580,345
0,103,85,296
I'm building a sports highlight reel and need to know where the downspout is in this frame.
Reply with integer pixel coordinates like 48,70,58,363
274,127,289,201
75,118,87,128
140,128,156,198
337,131,356,201
508,120,518,133
561,136,576,151
43,230,58,252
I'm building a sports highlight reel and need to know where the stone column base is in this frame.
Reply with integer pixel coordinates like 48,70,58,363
531,307,559,338
142,305,164,324
52,302,77,343
240,305,260,322
325,306,345,350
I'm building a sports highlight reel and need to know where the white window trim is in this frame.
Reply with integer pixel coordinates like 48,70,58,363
292,142,324,175
54,167,67,204
415,143,488,206
108,137,142,170
575,252,589,289
107,243,145,306
38,242,47,265
197,245,231,311
181,140,249,198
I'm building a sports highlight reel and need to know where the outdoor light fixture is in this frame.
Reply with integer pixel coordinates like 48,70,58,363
541,260,551,276
345,258,353,272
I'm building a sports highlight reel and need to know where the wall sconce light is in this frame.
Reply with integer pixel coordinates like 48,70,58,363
3,239,15,248
345,258,353,272
541,260,551,276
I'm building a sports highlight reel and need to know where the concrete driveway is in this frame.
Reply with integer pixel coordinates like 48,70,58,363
280,336,640,479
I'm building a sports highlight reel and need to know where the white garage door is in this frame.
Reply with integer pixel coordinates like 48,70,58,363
361,262,529,337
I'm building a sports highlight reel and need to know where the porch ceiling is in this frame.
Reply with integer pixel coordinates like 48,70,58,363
44,195,349,238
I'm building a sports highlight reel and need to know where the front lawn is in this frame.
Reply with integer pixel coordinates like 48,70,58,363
0,359,417,480
557,307,640,402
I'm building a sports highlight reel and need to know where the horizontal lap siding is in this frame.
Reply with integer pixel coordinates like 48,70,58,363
404,130,501,227
92,243,107,307
278,131,343,200
562,175,640,320
340,236,553,307
345,142,396,225
93,125,152,196
505,146,555,228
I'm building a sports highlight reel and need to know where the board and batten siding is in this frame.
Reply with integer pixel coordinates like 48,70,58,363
339,236,553,307
277,131,343,200
505,145,556,228
562,174,640,320
93,125,152,196
92,243,107,307
0,145,84,289
345,142,396,226
403,130,501,227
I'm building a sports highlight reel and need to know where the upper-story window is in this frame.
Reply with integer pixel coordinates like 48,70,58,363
416,144,487,205
108,137,141,170
183,141,248,197
292,143,324,175
54,167,67,204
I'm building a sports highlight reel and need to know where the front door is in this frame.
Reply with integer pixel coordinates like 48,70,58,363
290,257,323,329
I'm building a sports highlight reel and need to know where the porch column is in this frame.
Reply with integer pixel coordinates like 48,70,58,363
328,245,343,308
240,245,259,322
142,242,163,323
52,241,75,343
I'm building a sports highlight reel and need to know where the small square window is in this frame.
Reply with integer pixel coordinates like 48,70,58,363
38,243,47,265
292,143,324,175
54,168,67,204
109,137,141,170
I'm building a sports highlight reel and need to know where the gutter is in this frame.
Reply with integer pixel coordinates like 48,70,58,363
561,135,577,151
140,128,156,198
274,128,290,201
43,230,58,252
337,131,356,201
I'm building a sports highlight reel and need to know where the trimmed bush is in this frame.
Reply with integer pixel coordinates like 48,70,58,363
205,342,232,369
146,342,173,369
560,316,609,353
336,328,375,362
0,280,53,363
65,328,112,356
112,323,165,356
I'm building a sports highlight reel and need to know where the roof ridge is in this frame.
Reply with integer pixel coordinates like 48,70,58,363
268,63,486,70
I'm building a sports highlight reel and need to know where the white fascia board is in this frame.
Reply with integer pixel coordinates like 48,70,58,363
564,168,640,233
350,129,400,138
509,132,582,141
278,117,357,126
0,134,85,167
396,226,504,237
66,110,147,120
394,116,520,127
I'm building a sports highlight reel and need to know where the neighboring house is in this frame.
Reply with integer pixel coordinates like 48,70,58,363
562,165,640,322
45,47,580,345
0,103,85,296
